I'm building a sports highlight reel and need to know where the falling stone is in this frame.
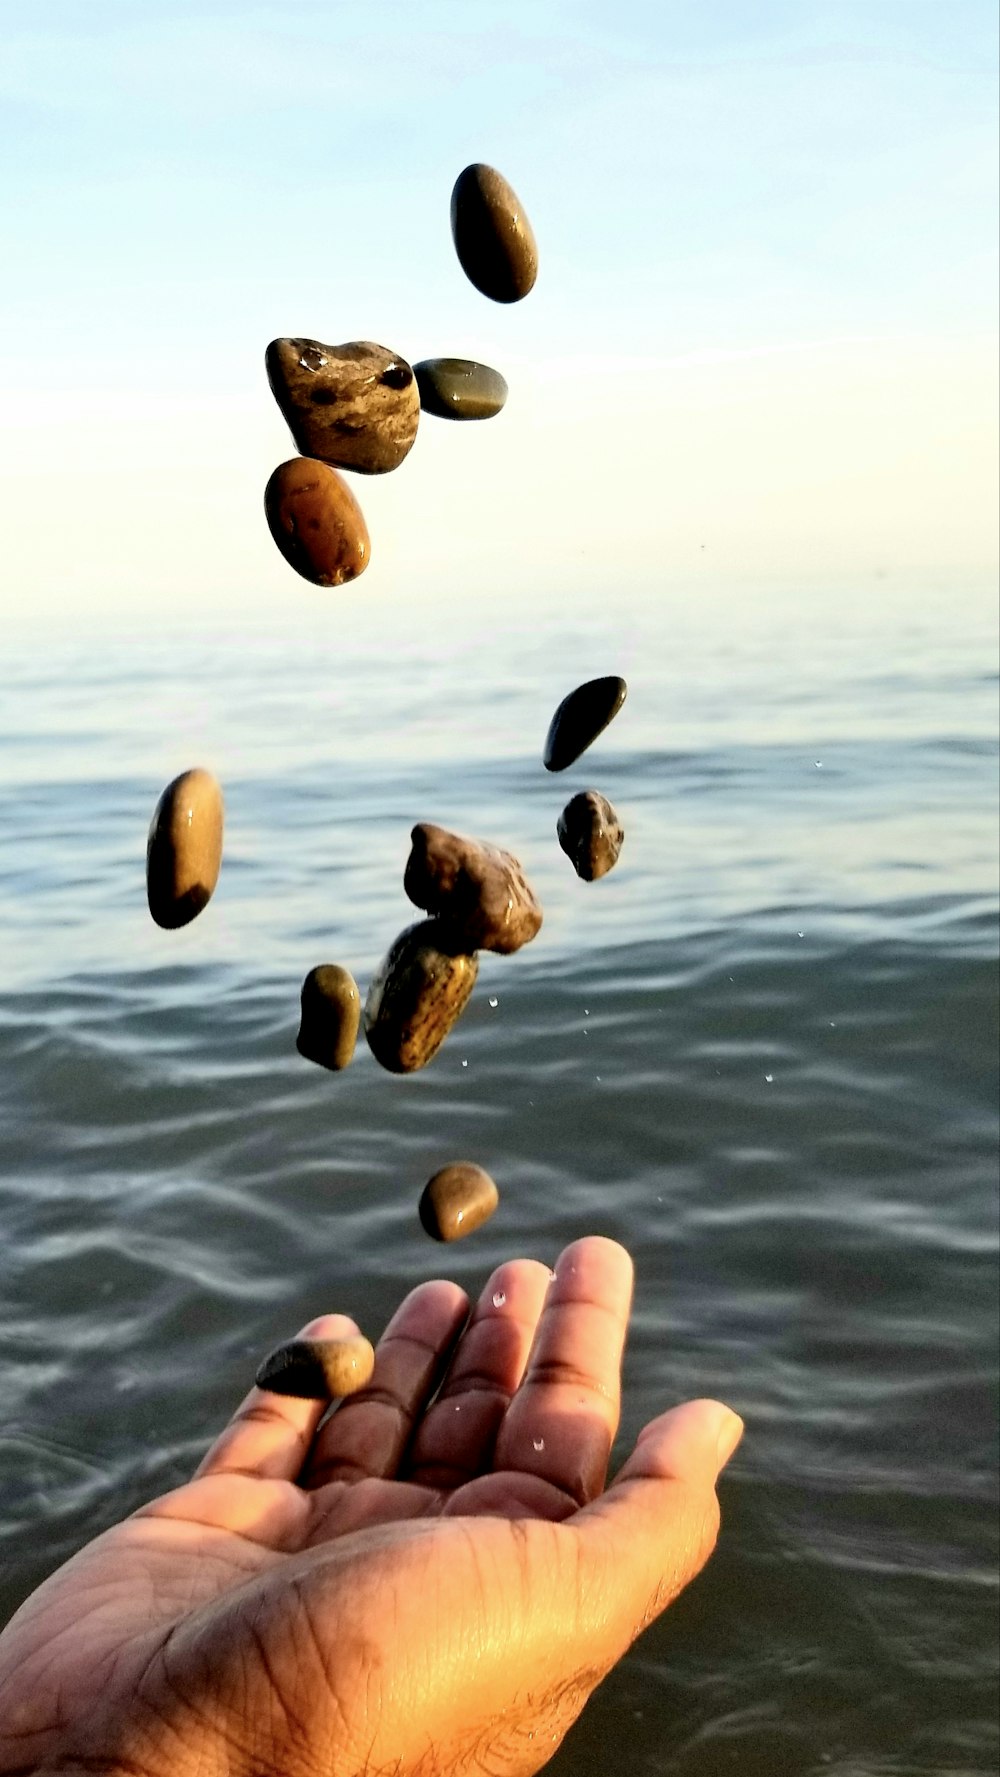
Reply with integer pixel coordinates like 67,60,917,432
543,676,627,772
404,823,542,954
413,358,508,420
296,964,361,1070
364,919,478,1074
264,458,369,587
146,768,224,930
265,337,420,474
450,164,538,303
255,1335,375,1400
419,1162,499,1243
557,791,625,881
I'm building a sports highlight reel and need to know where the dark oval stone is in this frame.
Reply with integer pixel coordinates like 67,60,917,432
255,1335,375,1399
450,164,538,303
414,358,508,421
543,676,628,772
557,791,625,881
264,458,369,587
419,1163,499,1243
296,964,361,1070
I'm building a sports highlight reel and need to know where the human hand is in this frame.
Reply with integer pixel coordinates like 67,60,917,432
0,1237,742,1777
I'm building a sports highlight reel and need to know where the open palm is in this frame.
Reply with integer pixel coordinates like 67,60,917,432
0,1238,741,1777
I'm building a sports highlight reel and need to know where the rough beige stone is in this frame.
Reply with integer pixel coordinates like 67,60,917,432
266,337,419,474
557,790,625,881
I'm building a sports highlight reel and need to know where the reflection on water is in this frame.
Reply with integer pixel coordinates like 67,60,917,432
1,580,997,1773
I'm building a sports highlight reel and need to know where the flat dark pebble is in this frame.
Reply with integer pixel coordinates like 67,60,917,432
543,676,628,772
413,357,508,421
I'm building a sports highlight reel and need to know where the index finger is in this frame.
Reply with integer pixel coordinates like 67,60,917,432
492,1237,633,1506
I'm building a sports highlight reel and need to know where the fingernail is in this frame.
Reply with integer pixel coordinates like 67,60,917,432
714,1406,744,1471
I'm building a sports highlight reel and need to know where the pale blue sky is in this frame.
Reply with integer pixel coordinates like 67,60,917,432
1,1,996,618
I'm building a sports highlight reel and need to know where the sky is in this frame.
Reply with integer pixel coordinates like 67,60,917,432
0,0,997,625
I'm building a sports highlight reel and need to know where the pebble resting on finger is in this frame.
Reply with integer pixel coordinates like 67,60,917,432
255,1335,376,1399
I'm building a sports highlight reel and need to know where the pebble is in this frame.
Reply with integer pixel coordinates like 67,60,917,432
543,676,628,772
419,1162,499,1242
265,336,420,474
296,964,361,1070
364,919,479,1074
404,822,542,955
264,458,369,587
255,1334,375,1400
450,163,538,303
557,791,625,881
146,768,224,930
413,357,508,420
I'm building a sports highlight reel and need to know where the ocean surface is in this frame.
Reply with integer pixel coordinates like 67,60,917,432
1,578,997,1775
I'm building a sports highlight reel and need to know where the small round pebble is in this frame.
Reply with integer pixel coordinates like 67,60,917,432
264,458,369,587
255,1334,375,1399
146,767,224,930
543,676,628,772
296,964,361,1071
419,1163,499,1242
450,163,538,303
413,358,508,421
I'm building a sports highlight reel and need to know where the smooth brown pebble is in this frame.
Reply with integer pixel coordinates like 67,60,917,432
543,676,628,772
296,964,361,1070
419,1163,499,1242
146,768,224,930
264,458,369,587
265,337,419,474
364,919,478,1074
557,790,625,881
450,163,538,303
404,822,542,954
255,1335,375,1399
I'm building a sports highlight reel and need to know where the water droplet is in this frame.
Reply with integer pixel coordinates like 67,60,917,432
595,1075,602,1082
584,1007,590,1016
488,996,498,1008
765,1073,774,1083
298,344,327,371
454,1403,462,1413
829,1020,836,1027
461,1059,468,1068
533,1437,545,1452
582,1028,589,1036
797,931,804,938
492,1290,506,1308
815,761,823,769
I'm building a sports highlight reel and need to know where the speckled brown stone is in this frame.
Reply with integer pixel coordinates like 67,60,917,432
255,1335,375,1399
543,676,628,772
264,458,369,587
413,358,508,420
557,791,625,881
404,823,542,955
419,1163,499,1242
450,164,538,303
296,964,361,1070
146,768,224,930
265,337,419,474
364,919,478,1075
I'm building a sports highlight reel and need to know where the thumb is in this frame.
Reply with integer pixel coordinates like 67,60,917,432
570,1399,743,1656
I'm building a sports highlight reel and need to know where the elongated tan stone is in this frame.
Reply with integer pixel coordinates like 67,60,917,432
265,337,419,474
255,1335,375,1399
413,357,508,420
265,458,369,587
404,822,542,955
450,164,538,303
297,965,361,1070
557,791,625,881
364,919,478,1074
419,1162,499,1242
543,676,627,772
146,768,223,929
